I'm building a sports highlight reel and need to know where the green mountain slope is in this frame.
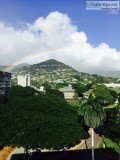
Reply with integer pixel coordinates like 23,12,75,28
12,59,117,85
13,59,79,76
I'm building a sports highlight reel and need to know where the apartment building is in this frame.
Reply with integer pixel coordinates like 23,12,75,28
18,74,31,87
0,71,11,95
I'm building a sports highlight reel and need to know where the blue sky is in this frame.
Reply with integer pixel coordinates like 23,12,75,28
0,0,119,50
0,0,120,72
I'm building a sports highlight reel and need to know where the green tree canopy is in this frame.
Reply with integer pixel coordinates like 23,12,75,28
43,83,52,91
46,89,64,99
31,80,41,88
86,83,92,90
73,75,81,81
109,89,118,101
0,95,87,150
55,82,68,89
8,85,38,97
78,98,106,160
78,99,106,128
100,108,120,146
0,95,7,105
88,85,117,106
72,83,88,97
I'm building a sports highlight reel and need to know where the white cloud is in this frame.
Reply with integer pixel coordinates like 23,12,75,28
0,11,120,73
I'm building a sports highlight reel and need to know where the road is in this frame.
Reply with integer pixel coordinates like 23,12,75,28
70,128,102,150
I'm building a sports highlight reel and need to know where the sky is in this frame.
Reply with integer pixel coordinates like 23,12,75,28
0,0,120,73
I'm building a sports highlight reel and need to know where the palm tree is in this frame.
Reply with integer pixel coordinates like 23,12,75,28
78,98,106,160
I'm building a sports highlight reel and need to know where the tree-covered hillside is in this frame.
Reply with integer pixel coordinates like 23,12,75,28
13,59,79,76
12,59,117,87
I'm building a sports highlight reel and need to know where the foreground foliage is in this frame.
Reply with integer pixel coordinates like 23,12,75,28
100,137,120,154
78,98,106,160
78,99,106,128
100,108,120,146
0,94,87,149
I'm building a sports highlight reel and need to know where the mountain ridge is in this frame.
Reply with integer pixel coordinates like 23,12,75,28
1,59,120,78
13,59,80,76
10,59,118,86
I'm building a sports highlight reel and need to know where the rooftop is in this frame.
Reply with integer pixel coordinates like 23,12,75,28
10,149,119,160
59,86,74,92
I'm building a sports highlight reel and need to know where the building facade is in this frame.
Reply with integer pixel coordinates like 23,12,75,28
0,71,11,95
104,83,120,88
59,85,75,99
18,74,31,87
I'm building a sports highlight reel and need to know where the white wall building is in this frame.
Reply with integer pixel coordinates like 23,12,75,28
18,74,31,87
104,83,120,88
59,85,75,99
40,86,44,92
0,71,11,95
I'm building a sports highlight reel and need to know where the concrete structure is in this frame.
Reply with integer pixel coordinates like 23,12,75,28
40,86,45,93
18,74,30,87
83,89,93,99
59,85,75,99
30,85,46,95
104,83,120,88
0,71,11,95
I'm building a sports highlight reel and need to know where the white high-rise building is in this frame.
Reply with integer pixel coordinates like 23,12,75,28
18,74,31,87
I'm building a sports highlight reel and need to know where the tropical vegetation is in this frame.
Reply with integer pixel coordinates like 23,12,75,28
0,87,88,150
78,98,106,160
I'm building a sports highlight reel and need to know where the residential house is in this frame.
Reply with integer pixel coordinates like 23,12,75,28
59,85,75,99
